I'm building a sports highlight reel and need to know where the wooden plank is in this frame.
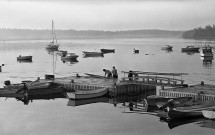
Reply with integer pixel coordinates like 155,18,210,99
121,71,189,76
122,76,184,82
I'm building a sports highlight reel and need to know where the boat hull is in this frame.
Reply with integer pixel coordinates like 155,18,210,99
17,56,32,61
66,88,109,99
168,109,203,119
100,49,115,53
83,51,104,57
61,55,79,61
202,110,215,119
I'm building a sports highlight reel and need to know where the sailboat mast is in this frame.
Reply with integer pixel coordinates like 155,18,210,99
52,20,54,42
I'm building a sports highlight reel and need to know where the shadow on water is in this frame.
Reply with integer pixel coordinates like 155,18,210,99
1,85,215,131
82,54,104,58
201,56,213,67
61,59,79,65
181,50,199,55
46,48,58,55
15,92,66,105
17,59,33,63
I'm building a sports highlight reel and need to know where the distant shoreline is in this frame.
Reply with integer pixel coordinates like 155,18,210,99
0,28,183,40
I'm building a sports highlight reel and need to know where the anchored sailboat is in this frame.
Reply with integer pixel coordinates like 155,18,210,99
46,20,59,50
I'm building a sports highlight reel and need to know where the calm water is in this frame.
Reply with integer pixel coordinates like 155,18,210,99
0,38,215,135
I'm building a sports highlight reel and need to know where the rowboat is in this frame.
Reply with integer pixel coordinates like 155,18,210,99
1,81,66,97
166,100,215,119
17,55,32,61
168,109,203,119
100,49,115,53
202,109,215,119
83,51,104,57
66,87,109,99
67,96,109,107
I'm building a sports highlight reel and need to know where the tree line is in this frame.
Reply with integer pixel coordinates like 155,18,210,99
183,24,215,39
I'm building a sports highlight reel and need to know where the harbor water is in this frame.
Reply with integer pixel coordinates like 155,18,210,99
0,38,215,135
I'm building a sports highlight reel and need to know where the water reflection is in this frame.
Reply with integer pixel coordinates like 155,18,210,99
201,56,213,67
15,93,66,105
17,59,33,63
46,48,59,55
67,96,109,107
182,50,199,55
83,54,104,58
61,59,79,65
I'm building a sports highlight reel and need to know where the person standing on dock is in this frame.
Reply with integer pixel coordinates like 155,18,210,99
103,69,112,78
112,66,118,79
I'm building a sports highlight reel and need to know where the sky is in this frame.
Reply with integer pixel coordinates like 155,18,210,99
0,0,215,31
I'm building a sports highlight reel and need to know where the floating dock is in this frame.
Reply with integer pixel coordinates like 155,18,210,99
158,84,215,101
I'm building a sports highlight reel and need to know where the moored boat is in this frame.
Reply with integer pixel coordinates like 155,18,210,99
181,46,200,52
161,45,173,51
100,49,115,53
66,87,109,99
61,53,79,61
133,48,139,53
17,55,32,61
83,51,104,57
202,109,215,119
168,109,203,119
200,45,214,57
45,20,59,50
146,95,193,106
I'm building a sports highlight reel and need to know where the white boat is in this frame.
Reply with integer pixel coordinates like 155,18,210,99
202,110,215,119
17,55,32,61
200,45,214,57
45,20,59,50
61,53,79,61
66,87,109,99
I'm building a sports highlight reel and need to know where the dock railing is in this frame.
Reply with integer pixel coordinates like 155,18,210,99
121,71,188,87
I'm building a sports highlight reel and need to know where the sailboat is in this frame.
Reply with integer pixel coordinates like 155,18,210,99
45,20,59,50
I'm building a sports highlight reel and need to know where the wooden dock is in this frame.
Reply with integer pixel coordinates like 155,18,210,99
158,84,215,101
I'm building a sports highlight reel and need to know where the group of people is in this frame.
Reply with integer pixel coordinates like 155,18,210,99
103,66,118,79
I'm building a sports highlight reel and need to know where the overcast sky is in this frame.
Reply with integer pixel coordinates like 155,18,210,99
0,0,215,31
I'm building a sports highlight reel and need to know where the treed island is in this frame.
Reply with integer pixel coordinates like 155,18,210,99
0,24,215,40
183,24,215,39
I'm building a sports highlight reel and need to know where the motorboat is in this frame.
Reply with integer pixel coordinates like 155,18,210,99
133,48,139,54
17,55,32,61
181,46,200,52
161,45,173,51
61,53,79,61
200,45,214,57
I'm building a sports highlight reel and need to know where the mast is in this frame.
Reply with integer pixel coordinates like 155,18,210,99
52,20,55,43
